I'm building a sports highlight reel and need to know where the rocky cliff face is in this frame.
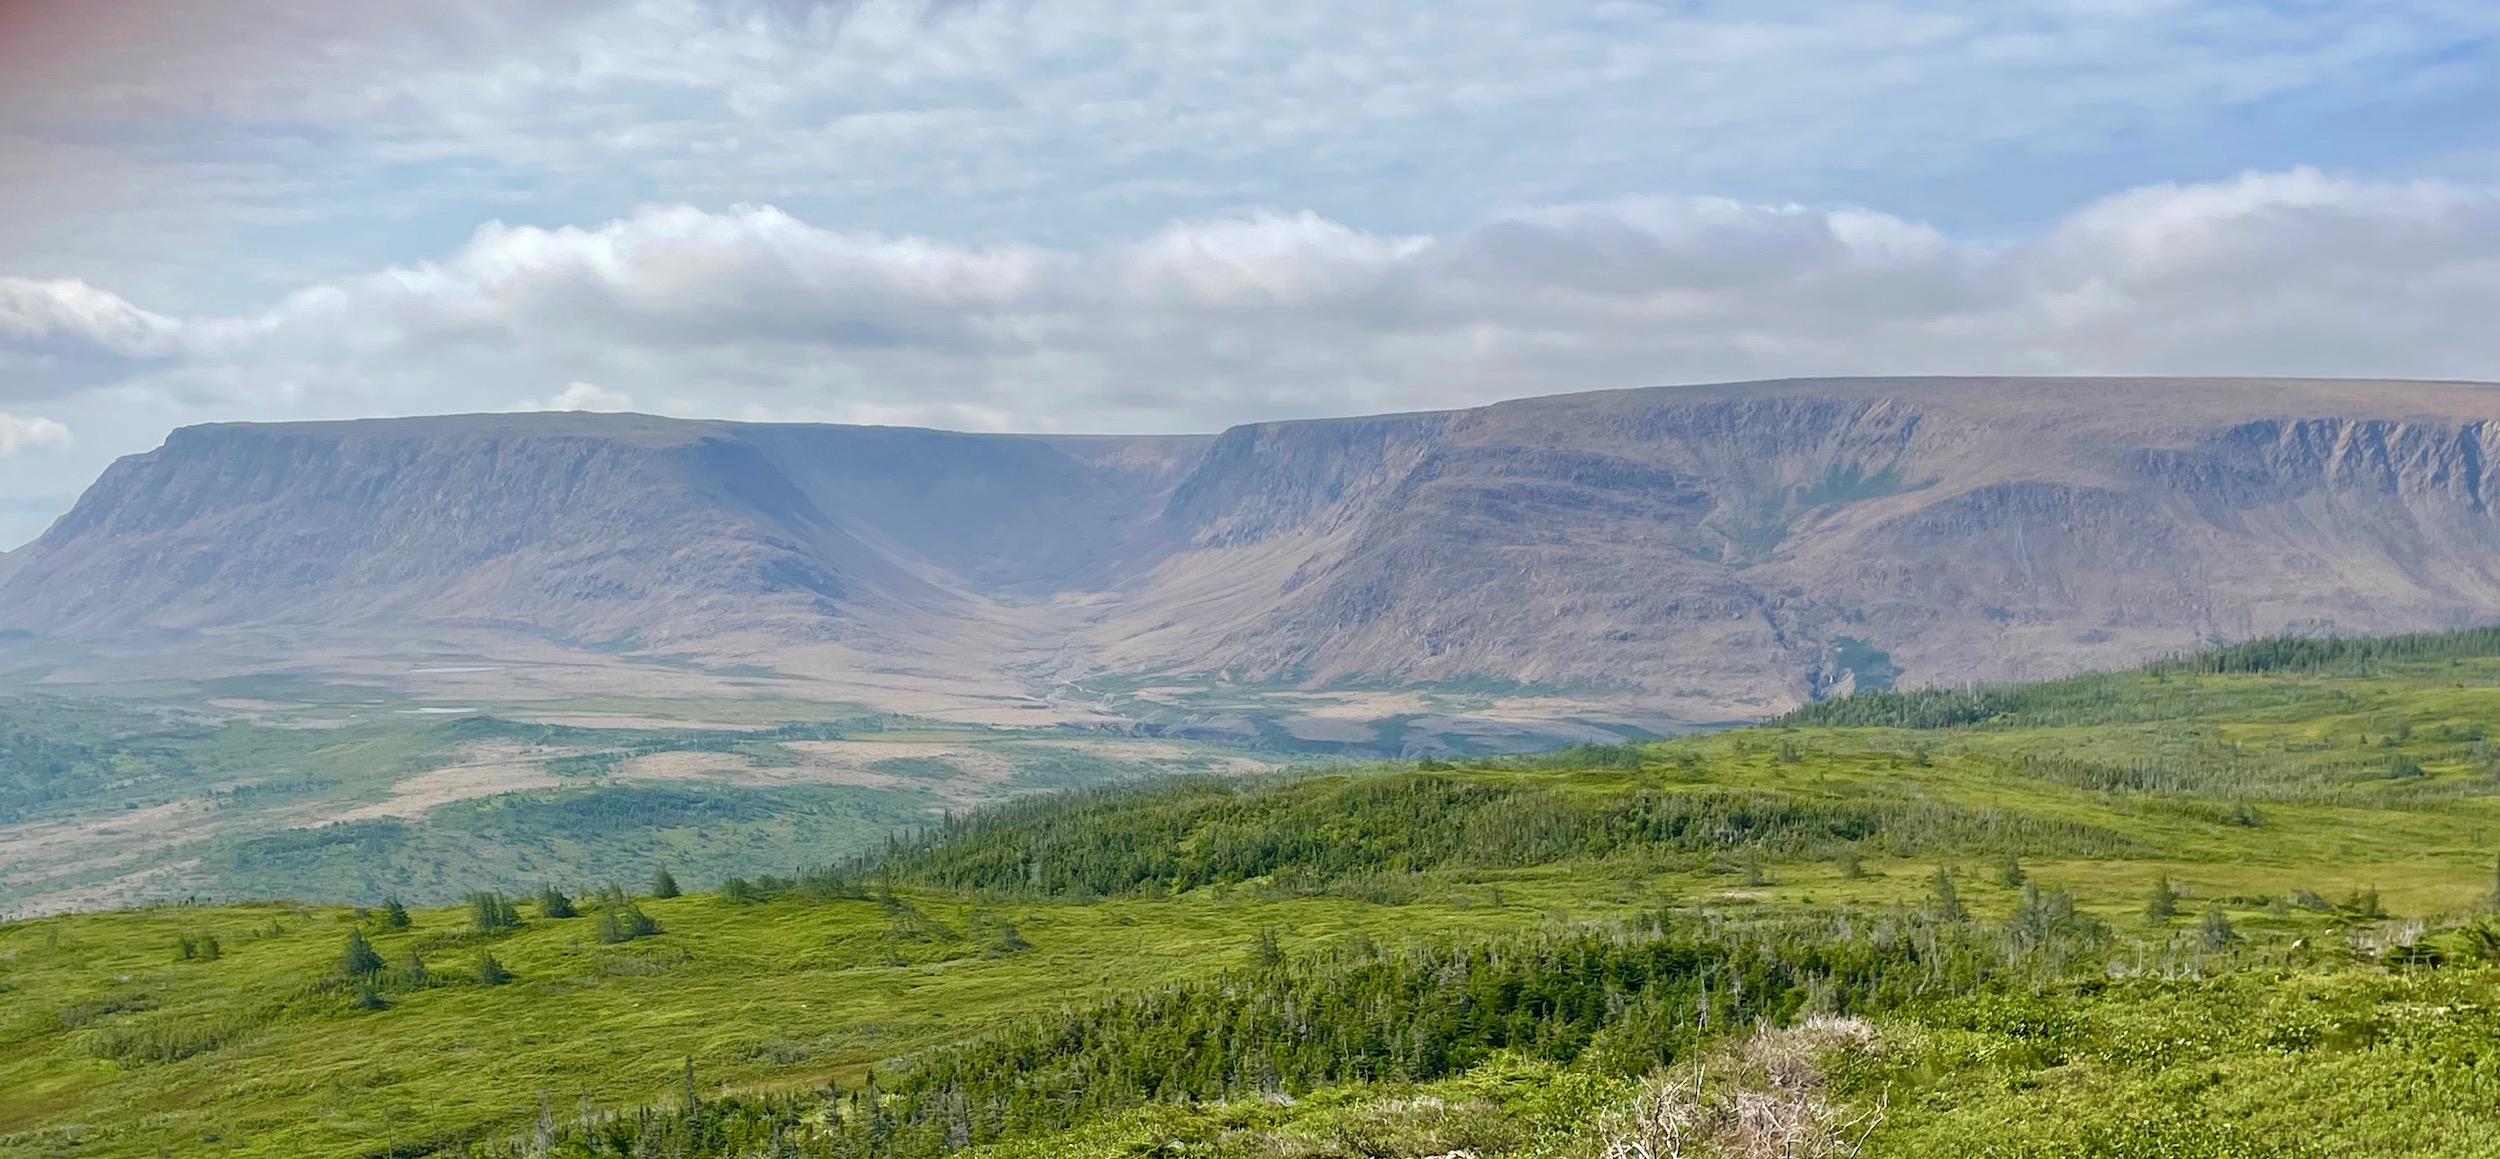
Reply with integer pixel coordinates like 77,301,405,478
9,377,2500,716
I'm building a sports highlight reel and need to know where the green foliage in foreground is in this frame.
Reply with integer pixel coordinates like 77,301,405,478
470,968,2500,1159
22,628,2500,1156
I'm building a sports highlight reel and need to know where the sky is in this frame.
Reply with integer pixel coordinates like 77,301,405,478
2,0,2499,547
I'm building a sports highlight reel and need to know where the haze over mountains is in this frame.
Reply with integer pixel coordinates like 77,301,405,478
8,376,2500,743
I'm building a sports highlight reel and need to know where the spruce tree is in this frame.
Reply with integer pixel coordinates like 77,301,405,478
1253,927,1285,968
1996,853,2026,889
475,950,514,985
2145,876,2182,923
379,897,411,930
2198,904,2236,950
468,890,523,932
1929,866,1967,922
538,885,577,919
652,866,682,899
341,930,385,977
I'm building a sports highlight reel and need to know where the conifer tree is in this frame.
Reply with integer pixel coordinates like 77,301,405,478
1740,848,1770,887
2145,876,2182,922
471,891,523,933
1252,927,1285,968
475,950,514,986
341,930,385,977
592,882,661,942
1996,853,2026,888
380,897,411,930
1929,866,1967,922
538,885,577,919
652,866,682,899
2198,904,2236,950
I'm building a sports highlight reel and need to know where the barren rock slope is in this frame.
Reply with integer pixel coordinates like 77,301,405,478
8,377,2500,716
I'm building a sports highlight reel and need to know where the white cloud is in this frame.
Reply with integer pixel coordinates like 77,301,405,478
513,382,640,412
0,413,72,455
13,169,2500,434
0,277,184,397
6,0,2500,320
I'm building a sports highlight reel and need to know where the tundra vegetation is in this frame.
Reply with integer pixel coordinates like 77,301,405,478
16,629,2500,1155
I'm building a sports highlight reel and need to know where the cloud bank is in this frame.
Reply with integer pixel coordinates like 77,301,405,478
0,414,72,455
6,0,2499,322
3,169,2496,433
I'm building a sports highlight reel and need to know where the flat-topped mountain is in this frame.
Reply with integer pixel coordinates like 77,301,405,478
9,376,2500,728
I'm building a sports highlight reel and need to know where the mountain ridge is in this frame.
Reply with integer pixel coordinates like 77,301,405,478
10,375,2500,730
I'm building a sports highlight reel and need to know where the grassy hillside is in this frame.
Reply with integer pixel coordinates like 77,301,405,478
14,631,2500,1155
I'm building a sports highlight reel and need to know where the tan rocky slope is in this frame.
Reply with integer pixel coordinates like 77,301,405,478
7,376,2500,720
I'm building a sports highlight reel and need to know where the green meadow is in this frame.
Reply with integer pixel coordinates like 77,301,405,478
13,630,2500,1155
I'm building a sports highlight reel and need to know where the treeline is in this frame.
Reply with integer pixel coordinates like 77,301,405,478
813,773,2141,900
1778,625,2500,730
462,899,2108,1159
2149,626,2500,676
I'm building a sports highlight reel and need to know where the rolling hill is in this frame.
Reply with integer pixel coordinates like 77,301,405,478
10,628,2500,1156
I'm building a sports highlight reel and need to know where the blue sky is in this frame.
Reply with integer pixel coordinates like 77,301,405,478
2,0,2499,546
